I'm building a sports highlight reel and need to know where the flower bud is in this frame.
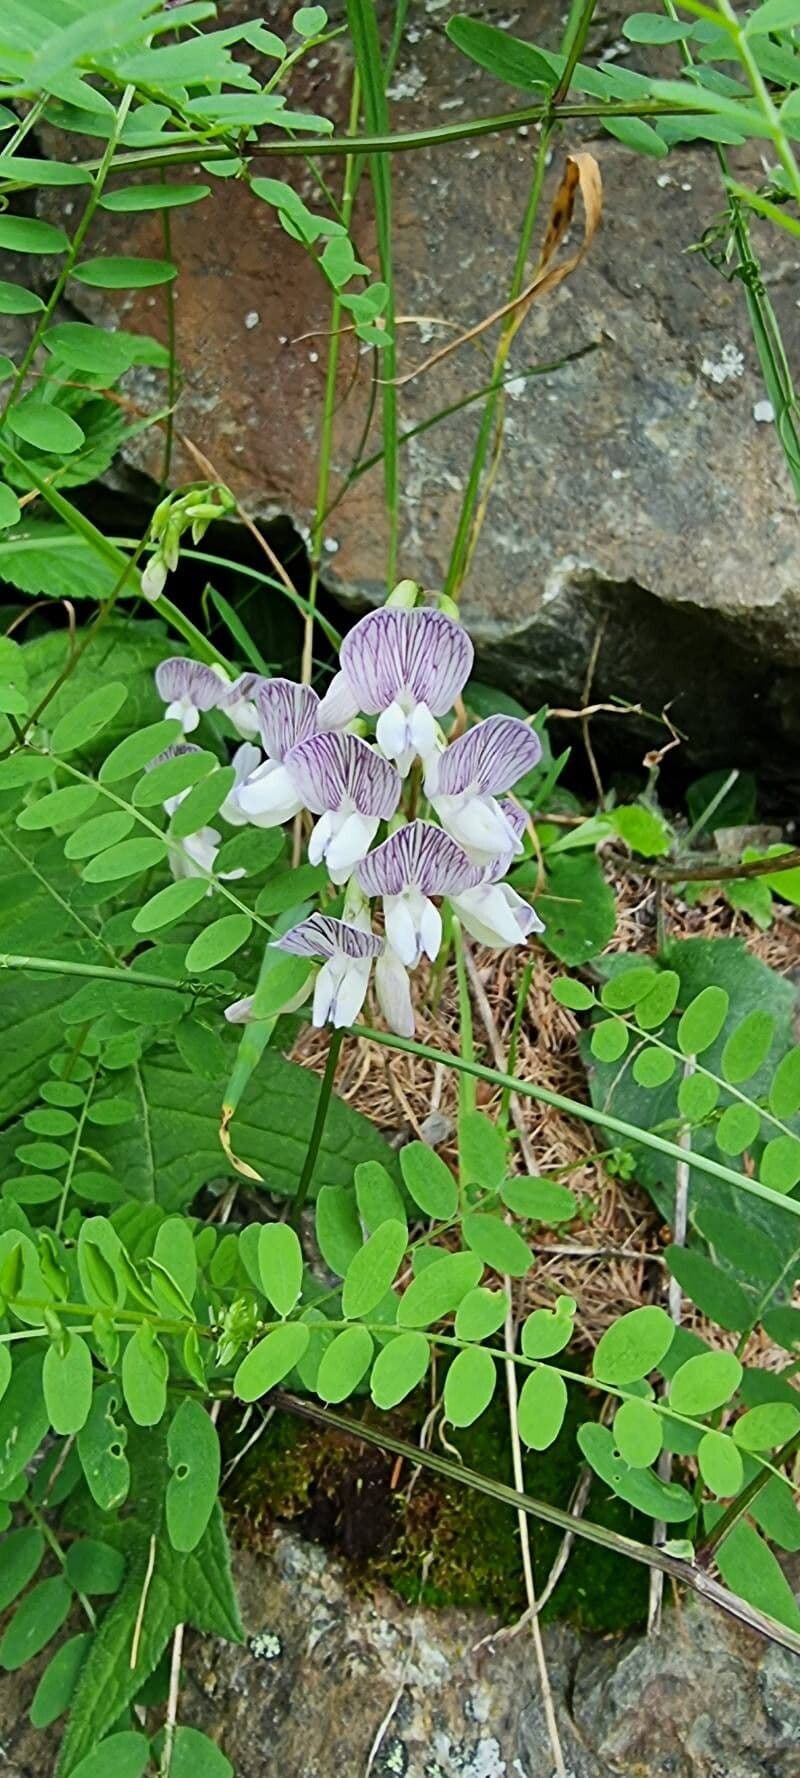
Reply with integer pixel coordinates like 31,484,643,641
385,578,421,610
437,592,460,622
141,554,168,603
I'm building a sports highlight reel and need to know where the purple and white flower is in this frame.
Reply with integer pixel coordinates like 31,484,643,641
275,912,384,1029
425,715,541,863
234,679,321,828
155,657,225,734
451,801,544,948
285,731,401,884
374,945,415,1038
219,742,263,827
318,607,474,775
357,819,479,966
217,672,264,740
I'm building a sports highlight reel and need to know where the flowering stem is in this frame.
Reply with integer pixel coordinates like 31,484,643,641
452,920,476,1142
291,1026,345,1227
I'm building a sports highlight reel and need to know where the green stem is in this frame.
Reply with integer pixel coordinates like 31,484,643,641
353,1026,800,1220
159,186,178,493
291,1026,344,1226
452,920,476,1141
716,0,800,206
500,958,534,1134
54,1060,99,1238
0,954,220,992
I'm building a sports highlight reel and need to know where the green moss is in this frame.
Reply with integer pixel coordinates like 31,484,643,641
223,1385,648,1635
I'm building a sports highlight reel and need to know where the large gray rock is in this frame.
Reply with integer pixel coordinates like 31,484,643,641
23,2,800,774
2,1527,795,1778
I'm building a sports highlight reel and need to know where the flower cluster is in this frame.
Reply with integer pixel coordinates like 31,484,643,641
154,591,544,1034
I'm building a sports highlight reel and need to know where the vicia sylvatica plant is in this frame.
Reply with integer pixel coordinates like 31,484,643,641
0,2,799,1775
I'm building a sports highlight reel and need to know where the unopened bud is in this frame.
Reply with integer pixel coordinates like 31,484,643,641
437,592,460,621
386,578,421,610
141,555,167,603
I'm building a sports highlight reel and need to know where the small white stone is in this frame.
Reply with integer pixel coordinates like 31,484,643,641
753,399,775,423
308,350,319,363
656,173,672,188
323,537,339,554
244,310,260,330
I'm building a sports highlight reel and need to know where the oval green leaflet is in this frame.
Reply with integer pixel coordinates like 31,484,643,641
396,1251,483,1328
234,1323,310,1403
522,1298,575,1359
315,1186,363,1277
732,1402,800,1452
121,1326,168,1427
458,1110,507,1190
76,1382,129,1511
17,783,98,830
677,986,729,1057
29,1632,91,1729
68,1732,150,1778
590,1018,629,1063
461,1213,532,1278
82,836,167,884
99,717,181,782
0,1527,44,1613
677,1072,719,1121
167,1725,233,1778
258,1223,303,1317
501,1176,576,1223
185,914,253,973
133,876,208,934
170,766,236,838
635,970,680,1030
444,1345,497,1429
612,1398,662,1469
354,1160,406,1232
316,1325,374,1404
518,1365,568,1450
342,1220,407,1320
0,1576,72,1670
43,1332,93,1435
769,1047,800,1120
551,977,595,1011
370,1332,430,1409
578,1422,694,1521
166,1399,221,1553
760,1134,800,1194
600,966,659,1012
6,400,85,455
632,1047,676,1089
715,1101,761,1156
64,1538,125,1595
399,1141,458,1219
721,1010,775,1085
697,1429,744,1498
668,1350,743,1416
51,683,128,755
592,1306,675,1386
455,1286,509,1342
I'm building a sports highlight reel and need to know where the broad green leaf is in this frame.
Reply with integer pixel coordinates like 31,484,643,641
537,850,616,965
461,1212,532,1277
65,1539,125,1595
677,1072,719,1121
0,156,92,186
593,1306,675,1386
234,1323,310,1402
732,1402,800,1451
43,1332,93,1434
122,1326,168,1426
746,0,800,32
169,767,236,839
258,1223,303,1316
17,783,99,830
316,1325,374,1403
694,1204,782,1285
455,1286,509,1342
51,683,128,755
43,322,136,378
254,861,327,915
399,1141,458,1219
7,400,85,455
458,1110,507,1189
698,1429,743,1497
30,1633,91,1729
77,1382,130,1510
445,15,556,88
397,1251,483,1327
677,986,729,1056
763,1306,800,1352
612,1398,662,1468
185,914,252,972
0,281,45,313
0,216,68,253
551,977,595,1011
500,1176,576,1223
82,836,168,882
578,1422,694,1521
669,1350,743,1416
294,4,327,34
610,803,671,856
665,1246,752,1331
154,1217,197,1304
760,1134,800,1194
518,1365,568,1450
635,971,681,1029
721,1010,775,1085
342,1220,406,1319
591,1018,629,1063
133,749,215,807
166,1400,221,1553
354,1160,406,1232
715,1101,761,1156
99,718,181,782
0,1528,44,1612
444,1345,497,1428
168,1725,233,1778
73,256,177,287
603,116,668,157
0,1576,72,1670
69,1732,150,1778
0,483,21,529
624,11,692,40
133,876,208,933
370,1331,430,1408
